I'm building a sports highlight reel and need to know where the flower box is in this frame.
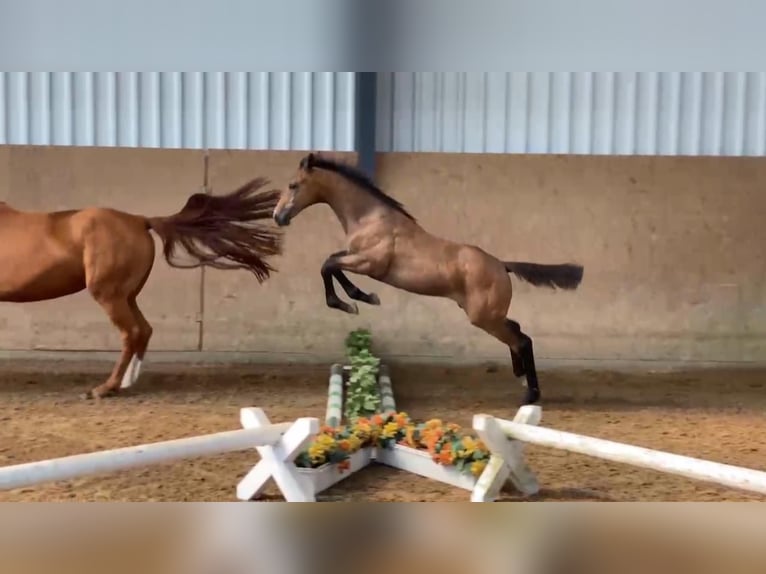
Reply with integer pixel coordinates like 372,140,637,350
296,447,374,496
375,443,479,491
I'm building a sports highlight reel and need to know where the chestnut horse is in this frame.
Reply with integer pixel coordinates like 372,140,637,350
0,177,282,399
273,153,583,405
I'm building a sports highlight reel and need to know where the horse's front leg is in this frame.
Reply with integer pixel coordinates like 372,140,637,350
320,250,382,314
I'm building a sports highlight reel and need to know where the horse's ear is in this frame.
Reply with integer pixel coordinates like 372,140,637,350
300,153,316,171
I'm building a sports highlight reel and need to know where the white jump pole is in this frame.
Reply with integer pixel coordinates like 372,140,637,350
497,416,766,496
326,363,344,427
0,422,293,492
378,364,396,416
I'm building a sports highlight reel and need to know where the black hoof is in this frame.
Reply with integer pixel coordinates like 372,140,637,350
366,293,381,306
340,302,359,314
80,390,95,401
522,387,540,405
328,298,359,315
349,289,380,306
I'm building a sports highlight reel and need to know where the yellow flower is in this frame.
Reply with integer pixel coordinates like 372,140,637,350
353,422,373,441
458,436,478,457
316,434,335,447
470,460,488,477
308,445,327,465
347,435,362,451
381,421,399,439
393,412,410,428
403,425,418,447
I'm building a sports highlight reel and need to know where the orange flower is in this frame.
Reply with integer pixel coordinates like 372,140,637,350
372,414,385,426
402,425,417,447
338,439,351,452
423,436,440,453
337,459,350,472
421,428,443,444
437,445,455,465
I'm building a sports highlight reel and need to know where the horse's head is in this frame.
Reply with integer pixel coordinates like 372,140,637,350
273,152,326,226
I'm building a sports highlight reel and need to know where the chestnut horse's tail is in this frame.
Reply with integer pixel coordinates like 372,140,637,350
146,177,283,283
504,261,584,290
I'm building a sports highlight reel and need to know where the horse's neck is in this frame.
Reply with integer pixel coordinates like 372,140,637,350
323,184,382,235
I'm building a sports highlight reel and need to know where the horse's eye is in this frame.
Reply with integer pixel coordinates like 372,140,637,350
288,182,298,191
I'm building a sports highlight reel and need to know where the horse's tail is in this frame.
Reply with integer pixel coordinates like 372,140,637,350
146,177,283,283
504,261,583,290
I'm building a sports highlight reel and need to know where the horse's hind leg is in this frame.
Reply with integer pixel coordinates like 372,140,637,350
507,319,528,386
120,298,153,390
473,315,540,406
81,221,153,399
84,296,141,399
505,319,539,403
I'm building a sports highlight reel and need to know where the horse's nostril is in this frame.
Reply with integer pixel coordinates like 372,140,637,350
274,212,290,227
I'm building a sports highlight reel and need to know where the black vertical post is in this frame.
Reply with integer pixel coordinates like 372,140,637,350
354,72,378,177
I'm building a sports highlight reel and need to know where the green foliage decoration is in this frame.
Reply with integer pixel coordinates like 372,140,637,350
343,328,382,421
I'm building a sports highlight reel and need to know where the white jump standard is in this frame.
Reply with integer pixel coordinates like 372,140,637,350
0,408,323,502
474,406,766,497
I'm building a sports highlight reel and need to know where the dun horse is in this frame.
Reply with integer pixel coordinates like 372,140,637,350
273,153,583,405
0,178,282,399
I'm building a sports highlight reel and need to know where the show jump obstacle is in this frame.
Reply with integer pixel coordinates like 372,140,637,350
475,406,766,497
299,365,766,501
0,408,323,502
2,396,766,501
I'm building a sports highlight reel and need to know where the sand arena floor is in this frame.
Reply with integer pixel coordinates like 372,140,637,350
1,360,765,502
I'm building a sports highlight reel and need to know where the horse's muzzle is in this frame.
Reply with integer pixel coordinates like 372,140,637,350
273,210,291,227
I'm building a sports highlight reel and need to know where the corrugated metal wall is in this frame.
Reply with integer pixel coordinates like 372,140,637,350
6,72,766,157
0,72,356,151
377,72,766,156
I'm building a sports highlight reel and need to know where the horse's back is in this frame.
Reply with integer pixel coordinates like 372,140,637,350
0,207,151,302
0,209,87,301
67,206,148,242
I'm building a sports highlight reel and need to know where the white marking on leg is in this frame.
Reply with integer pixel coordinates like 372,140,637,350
520,375,528,388
120,355,142,389
130,357,143,384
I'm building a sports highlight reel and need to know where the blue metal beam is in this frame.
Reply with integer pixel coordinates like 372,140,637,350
354,72,377,177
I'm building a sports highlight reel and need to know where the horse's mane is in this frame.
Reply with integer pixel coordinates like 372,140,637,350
305,155,416,221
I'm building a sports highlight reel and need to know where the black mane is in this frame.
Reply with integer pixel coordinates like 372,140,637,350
307,155,416,221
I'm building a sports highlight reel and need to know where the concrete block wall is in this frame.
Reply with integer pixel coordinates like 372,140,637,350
0,145,764,365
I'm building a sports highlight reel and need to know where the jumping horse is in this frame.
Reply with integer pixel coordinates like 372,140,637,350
0,177,282,399
272,153,584,405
